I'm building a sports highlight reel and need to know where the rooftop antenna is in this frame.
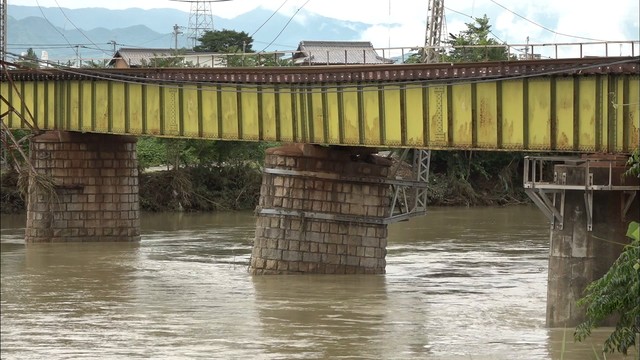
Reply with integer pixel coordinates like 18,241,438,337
421,0,445,63
170,0,232,49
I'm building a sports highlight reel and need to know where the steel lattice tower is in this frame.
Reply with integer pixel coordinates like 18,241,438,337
1,0,7,62
171,0,231,49
421,0,445,63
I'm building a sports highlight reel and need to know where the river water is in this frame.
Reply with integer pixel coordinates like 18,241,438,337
0,206,635,359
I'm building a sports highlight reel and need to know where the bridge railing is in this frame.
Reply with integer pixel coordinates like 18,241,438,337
11,40,636,69
116,40,638,67
523,155,639,231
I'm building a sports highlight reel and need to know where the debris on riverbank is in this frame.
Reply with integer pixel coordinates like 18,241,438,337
0,154,527,214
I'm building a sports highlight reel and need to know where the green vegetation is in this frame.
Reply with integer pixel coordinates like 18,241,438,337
136,137,271,212
574,221,639,355
16,48,40,68
406,15,510,64
443,14,511,63
574,149,640,355
195,29,254,53
427,151,526,206
193,28,291,67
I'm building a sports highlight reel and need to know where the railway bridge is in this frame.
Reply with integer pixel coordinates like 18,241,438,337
2,56,639,326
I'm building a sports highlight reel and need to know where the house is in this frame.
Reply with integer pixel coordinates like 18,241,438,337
108,48,226,68
292,41,394,66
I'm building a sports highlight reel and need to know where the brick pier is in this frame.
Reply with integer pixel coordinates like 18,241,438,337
26,131,140,243
250,144,392,274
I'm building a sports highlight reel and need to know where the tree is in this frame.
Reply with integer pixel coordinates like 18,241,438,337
194,29,253,53
443,15,511,63
574,150,640,355
17,48,39,69
194,29,254,67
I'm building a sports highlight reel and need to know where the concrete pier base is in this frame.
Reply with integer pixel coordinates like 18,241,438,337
26,131,140,243
545,160,639,327
250,144,391,274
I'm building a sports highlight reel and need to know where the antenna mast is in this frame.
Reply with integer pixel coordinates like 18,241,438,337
422,0,445,63
170,0,231,49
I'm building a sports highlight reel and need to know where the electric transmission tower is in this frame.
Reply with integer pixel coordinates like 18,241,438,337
170,0,231,49
1,0,7,62
421,0,445,63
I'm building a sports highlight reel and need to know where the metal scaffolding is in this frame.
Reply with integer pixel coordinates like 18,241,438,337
523,156,639,231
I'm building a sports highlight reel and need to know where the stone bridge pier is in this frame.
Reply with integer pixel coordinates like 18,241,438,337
525,156,640,327
26,131,140,243
250,144,392,274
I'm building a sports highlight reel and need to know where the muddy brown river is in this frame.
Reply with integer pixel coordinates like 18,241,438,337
1,206,635,359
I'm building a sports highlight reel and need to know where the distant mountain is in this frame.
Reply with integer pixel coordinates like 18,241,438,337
8,5,188,33
7,16,173,63
6,5,370,62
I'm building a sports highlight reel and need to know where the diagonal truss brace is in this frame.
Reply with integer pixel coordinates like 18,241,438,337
525,188,566,230
387,149,431,223
524,156,640,232
1,60,41,173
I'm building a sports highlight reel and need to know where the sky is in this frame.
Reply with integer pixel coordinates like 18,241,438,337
8,0,640,57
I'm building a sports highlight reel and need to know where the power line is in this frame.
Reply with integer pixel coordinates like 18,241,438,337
488,0,607,42
52,0,111,56
441,5,555,59
250,0,289,38
34,0,75,53
252,39,296,49
259,0,312,52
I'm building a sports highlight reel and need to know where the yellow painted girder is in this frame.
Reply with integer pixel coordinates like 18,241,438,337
2,74,638,153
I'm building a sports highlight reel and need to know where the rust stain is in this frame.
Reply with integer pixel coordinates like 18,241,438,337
479,99,490,127
456,122,470,139
503,119,514,142
557,132,570,149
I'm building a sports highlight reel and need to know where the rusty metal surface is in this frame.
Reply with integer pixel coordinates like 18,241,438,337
3,56,638,84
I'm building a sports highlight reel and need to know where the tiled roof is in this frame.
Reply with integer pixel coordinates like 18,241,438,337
109,48,225,67
109,48,176,67
293,41,394,65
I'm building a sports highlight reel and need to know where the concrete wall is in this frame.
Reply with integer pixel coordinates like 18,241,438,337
26,131,140,243
546,163,639,327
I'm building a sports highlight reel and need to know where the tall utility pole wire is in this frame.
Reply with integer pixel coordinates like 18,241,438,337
1,0,7,62
170,0,231,49
421,0,445,63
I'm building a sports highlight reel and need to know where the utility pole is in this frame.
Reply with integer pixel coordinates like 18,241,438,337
75,45,82,67
421,0,445,63
1,0,7,62
108,40,117,54
172,24,183,50
170,0,232,49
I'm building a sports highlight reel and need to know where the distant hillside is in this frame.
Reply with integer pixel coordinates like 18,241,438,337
7,16,173,62
6,5,369,62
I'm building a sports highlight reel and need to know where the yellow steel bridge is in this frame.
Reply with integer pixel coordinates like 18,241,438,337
2,56,638,153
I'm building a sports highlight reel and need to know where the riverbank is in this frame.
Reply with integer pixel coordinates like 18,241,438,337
0,160,527,214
